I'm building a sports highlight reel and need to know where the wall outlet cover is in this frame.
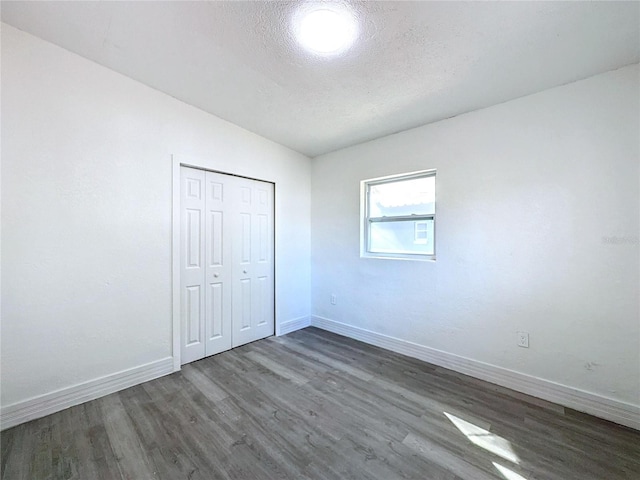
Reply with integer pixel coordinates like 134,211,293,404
517,331,529,348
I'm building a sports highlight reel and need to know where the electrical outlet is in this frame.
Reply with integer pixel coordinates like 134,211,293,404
330,294,337,305
517,332,529,348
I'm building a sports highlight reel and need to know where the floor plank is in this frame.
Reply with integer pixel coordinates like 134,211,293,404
2,327,639,479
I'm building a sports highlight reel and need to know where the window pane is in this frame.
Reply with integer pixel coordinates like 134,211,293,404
369,176,435,217
370,219,434,255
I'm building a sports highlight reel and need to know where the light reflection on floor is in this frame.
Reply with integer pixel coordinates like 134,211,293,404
444,411,529,480
493,462,528,480
444,412,520,464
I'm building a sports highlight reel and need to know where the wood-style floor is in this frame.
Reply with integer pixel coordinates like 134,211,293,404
1,327,639,479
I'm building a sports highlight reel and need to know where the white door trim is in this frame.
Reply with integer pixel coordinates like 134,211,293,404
171,155,276,371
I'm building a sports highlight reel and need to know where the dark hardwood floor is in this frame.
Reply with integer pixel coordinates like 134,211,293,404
2,327,639,479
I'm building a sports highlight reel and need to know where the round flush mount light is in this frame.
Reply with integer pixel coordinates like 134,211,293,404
294,5,359,56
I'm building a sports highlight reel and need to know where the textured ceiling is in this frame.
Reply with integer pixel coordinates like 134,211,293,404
2,1,639,157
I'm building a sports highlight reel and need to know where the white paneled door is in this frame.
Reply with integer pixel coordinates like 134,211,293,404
180,167,274,364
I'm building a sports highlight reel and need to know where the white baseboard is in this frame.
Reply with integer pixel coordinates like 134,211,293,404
310,315,640,431
277,315,311,336
1,357,174,431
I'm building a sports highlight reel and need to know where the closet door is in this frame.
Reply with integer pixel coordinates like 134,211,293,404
231,177,275,347
181,166,274,365
180,167,206,364
203,171,233,356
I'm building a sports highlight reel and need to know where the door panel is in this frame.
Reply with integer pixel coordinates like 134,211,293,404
186,210,202,268
207,282,223,339
240,213,251,263
180,167,206,364
203,171,232,356
208,211,223,266
239,278,251,330
185,286,202,345
232,176,274,348
257,276,268,326
258,214,268,261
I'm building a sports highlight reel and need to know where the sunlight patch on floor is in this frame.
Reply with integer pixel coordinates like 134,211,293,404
444,412,520,464
493,462,528,480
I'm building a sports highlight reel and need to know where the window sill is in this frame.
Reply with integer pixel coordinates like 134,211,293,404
360,252,436,262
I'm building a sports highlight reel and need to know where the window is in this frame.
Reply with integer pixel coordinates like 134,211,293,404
361,170,435,260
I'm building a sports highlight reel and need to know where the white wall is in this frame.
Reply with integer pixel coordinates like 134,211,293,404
1,24,311,409
312,65,639,413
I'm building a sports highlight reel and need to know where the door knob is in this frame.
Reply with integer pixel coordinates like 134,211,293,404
213,273,219,278
243,269,248,274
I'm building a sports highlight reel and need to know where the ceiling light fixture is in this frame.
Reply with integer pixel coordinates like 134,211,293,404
294,5,358,56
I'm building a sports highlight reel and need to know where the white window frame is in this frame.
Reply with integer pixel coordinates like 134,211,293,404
360,170,436,261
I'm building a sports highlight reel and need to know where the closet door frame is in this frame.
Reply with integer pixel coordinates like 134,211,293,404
171,155,276,371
